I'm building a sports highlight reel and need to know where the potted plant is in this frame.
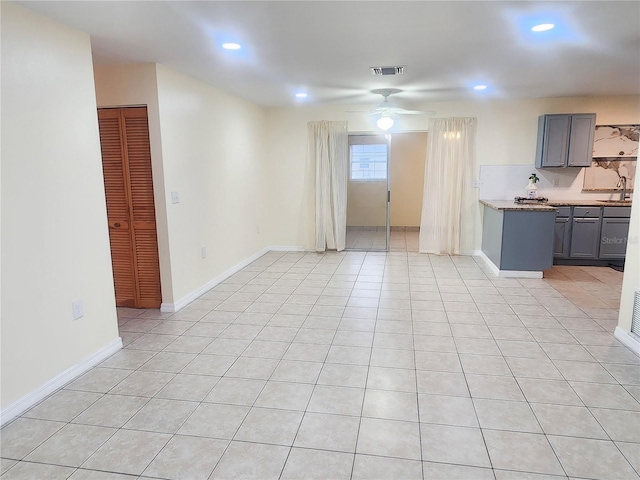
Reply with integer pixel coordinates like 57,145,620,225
526,173,539,198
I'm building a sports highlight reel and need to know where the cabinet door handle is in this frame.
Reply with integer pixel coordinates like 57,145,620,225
574,218,597,223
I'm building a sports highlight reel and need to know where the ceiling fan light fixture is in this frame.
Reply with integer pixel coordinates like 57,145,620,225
531,23,555,32
376,116,394,131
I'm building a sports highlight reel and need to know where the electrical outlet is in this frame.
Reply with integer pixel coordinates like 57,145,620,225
171,191,180,204
256,225,260,234
201,246,207,259
72,299,84,320
474,180,482,188
553,178,560,187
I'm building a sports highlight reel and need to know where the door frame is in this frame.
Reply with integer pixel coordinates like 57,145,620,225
346,132,391,252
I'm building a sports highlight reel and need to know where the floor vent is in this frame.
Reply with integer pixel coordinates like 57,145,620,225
632,288,640,336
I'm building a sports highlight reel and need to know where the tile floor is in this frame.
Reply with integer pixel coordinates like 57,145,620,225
346,228,419,252
2,251,639,480
345,227,387,251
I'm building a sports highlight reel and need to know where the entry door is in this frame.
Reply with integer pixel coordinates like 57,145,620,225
98,107,162,308
345,134,390,251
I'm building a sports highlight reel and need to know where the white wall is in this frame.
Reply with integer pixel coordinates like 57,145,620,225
155,65,270,305
1,4,120,410
265,95,639,250
94,63,271,309
93,63,173,303
390,132,427,227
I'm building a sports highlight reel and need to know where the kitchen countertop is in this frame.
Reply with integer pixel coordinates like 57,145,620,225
547,200,632,207
480,199,632,211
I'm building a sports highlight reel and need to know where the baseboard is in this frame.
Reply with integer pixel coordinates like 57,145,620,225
475,251,543,279
0,337,123,427
614,327,640,356
161,245,307,313
267,245,307,252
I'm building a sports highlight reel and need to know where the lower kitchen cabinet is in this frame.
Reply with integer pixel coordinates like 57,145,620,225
570,216,601,258
553,205,631,263
553,217,571,257
599,217,630,259
481,206,555,272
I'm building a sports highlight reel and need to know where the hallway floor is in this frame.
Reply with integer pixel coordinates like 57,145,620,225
1,251,638,480
346,228,419,252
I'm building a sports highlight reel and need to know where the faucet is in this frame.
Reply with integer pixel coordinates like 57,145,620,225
616,176,628,201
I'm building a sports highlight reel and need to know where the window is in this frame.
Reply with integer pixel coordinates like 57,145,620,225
350,143,388,180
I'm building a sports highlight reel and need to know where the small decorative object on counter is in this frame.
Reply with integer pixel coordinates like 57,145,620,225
514,196,548,204
526,173,539,199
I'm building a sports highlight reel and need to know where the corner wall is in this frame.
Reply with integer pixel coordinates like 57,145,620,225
94,63,272,309
1,4,120,412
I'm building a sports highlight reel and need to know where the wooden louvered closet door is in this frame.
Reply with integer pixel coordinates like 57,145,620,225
98,107,162,308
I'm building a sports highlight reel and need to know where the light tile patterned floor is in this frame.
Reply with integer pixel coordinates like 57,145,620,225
2,251,639,480
346,228,419,252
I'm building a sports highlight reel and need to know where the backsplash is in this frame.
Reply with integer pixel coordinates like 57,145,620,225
477,164,632,201
583,158,636,191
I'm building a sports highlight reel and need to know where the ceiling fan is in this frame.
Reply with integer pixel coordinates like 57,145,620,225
348,88,435,130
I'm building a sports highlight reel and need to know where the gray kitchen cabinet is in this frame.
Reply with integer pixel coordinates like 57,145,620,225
535,113,596,168
481,206,555,272
553,208,572,258
599,208,631,259
554,216,571,258
567,114,597,167
570,216,601,258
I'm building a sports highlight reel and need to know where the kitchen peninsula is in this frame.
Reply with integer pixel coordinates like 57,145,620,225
479,199,633,278
479,200,556,278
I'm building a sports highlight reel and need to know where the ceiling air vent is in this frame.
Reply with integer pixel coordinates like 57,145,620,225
371,66,405,76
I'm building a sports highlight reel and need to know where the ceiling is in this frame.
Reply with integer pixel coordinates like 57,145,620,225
17,1,640,108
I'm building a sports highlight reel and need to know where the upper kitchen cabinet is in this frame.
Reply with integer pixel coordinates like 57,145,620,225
535,113,596,168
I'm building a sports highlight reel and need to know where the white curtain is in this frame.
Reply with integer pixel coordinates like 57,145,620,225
308,121,348,252
419,117,477,255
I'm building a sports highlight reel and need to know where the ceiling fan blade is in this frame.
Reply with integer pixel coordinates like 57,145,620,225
345,90,437,117
397,109,436,115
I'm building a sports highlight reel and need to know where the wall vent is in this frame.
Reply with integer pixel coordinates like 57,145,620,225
632,288,640,336
371,66,405,76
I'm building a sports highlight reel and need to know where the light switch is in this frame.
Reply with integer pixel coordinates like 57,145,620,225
171,191,180,204
72,299,84,320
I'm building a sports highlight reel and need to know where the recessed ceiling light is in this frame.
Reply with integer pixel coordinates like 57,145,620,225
531,23,555,32
295,93,308,98
473,85,488,91
222,42,242,50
